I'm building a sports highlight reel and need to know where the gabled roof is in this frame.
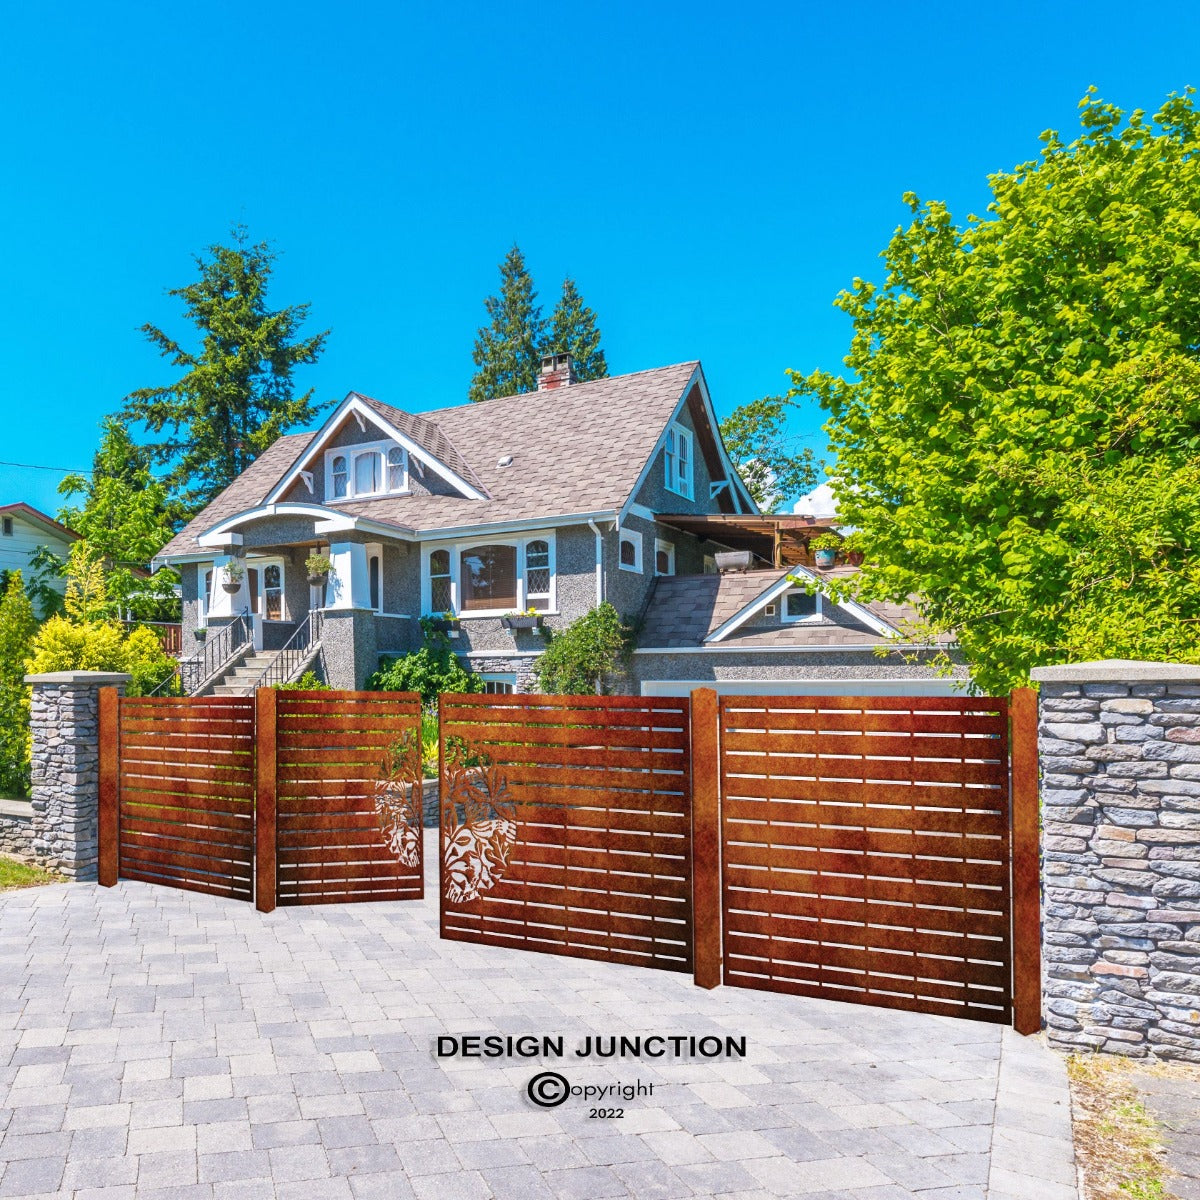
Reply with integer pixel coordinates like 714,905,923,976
637,567,923,650
158,361,720,558
0,503,80,543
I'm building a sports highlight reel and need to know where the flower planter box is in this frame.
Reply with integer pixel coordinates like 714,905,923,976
502,615,542,631
427,618,460,633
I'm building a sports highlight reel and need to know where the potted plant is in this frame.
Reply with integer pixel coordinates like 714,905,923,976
305,552,333,587
808,532,842,569
502,608,543,631
421,612,460,636
839,531,866,568
221,561,246,593
194,626,208,642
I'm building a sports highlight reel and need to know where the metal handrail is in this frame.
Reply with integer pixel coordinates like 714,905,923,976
150,613,252,696
250,610,323,691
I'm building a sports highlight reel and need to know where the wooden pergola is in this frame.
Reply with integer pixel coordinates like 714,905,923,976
653,513,839,568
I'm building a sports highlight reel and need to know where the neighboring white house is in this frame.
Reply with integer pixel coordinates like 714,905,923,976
0,503,79,615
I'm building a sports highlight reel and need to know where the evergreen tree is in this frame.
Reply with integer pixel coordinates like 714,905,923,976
121,225,329,519
547,277,608,382
468,246,546,401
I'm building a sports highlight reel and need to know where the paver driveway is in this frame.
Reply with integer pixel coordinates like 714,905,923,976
0,832,1076,1199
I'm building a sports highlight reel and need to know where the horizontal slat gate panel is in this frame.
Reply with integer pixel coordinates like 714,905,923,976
440,694,693,974
118,696,255,901
719,695,1013,1024
274,691,423,905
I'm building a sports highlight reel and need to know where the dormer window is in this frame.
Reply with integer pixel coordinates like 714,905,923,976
325,440,408,501
664,423,693,499
782,589,822,623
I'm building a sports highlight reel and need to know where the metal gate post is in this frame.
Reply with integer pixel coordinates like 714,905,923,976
255,688,278,913
97,687,120,887
690,688,722,989
1010,687,1042,1034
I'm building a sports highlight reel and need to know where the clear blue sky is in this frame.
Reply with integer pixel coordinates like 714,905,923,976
2,1,1197,515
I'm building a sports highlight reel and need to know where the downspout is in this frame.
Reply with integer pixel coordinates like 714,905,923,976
587,519,604,608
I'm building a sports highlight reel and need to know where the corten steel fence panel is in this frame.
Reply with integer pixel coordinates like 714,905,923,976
273,690,425,905
439,693,693,973
719,694,1014,1024
110,695,256,900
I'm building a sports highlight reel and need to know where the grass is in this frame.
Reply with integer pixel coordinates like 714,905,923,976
1068,1053,1170,1200
0,856,65,891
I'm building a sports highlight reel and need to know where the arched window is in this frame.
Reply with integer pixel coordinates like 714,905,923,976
429,549,452,612
331,455,348,499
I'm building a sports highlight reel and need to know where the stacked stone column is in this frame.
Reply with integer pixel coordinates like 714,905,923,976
1033,660,1200,1061
24,671,130,880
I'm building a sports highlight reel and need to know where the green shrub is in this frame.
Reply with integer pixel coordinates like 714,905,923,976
274,670,329,691
26,618,177,698
0,573,37,796
534,603,633,695
368,644,482,706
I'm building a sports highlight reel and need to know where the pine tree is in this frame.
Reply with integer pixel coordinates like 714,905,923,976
547,278,608,383
121,225,329,519
468,246,546,401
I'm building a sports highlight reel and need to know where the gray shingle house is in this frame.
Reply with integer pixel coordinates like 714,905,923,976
154,356,965,696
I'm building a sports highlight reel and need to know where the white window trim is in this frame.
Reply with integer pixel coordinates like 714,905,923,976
324,438,409,503
664,422,694,500
420,533,558,618
780,587,822,624
654,538,675,577
618,529,643,574
367,545,383,614
481,672,518,694
198,564,212,625
252,556,289,622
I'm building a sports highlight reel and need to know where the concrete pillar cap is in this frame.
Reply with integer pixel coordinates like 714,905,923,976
24,672,132,685
1030,659,1200,683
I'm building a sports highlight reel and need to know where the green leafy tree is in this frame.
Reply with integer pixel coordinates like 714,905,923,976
48,420,178,620
534,603,633,695
547,277,608,382
0,572,38,796
790,90,1200,692
469,246,546,401
718,395,819,512
121,225,329,519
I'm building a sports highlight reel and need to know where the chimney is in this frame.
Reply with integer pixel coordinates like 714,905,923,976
537,352,577,390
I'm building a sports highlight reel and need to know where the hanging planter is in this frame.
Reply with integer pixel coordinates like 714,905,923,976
305,552,333,588
221,563,245,594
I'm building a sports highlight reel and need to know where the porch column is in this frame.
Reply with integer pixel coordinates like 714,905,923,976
206,554,250,620
325,542,369,610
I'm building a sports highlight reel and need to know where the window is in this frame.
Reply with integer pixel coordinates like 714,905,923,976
1,516,12,536
664,423,693,499
331,455,348,499
368,551,382,612
525,540,551,610
618,530,642,573
482,674,517,695
655,538,675,577
782,589,821,623
387,447,406,491
429,549,452,612
200,567,213,623
326,440,409,501
263,563,284,621
460,544,518,611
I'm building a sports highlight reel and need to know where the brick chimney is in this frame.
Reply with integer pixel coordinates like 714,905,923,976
537,352,577,390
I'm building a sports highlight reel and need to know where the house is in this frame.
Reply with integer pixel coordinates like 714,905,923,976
0,503,79,616
153,356,964,696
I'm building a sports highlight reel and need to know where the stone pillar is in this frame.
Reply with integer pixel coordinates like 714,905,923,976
1032,659,1200,1062
24,671,131,881
319,608,377,689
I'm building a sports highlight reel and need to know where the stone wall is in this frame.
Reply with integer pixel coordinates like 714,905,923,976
1033,660,1200,1062
0,799,33,857
25,672,129,880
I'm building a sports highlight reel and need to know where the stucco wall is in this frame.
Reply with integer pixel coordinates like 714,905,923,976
633,403,717,519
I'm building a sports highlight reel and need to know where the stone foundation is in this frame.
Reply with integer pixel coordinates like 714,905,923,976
1033,660,1200,1061
459,653,540,693
0,799,33,858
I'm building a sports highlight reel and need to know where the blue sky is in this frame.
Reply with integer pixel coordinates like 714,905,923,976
2,1,1197,515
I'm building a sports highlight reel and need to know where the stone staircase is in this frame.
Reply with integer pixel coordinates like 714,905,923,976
209,651,284,696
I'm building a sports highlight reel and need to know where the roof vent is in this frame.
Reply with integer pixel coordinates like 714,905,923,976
497,454,514,468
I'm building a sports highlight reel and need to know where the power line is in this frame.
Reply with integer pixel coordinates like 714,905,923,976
0,459,92,474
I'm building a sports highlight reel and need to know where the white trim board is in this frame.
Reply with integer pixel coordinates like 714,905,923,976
639,678,969,697
633,642,925,655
